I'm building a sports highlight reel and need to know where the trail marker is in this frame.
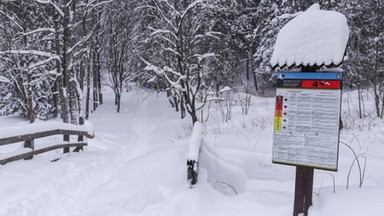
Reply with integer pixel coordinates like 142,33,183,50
269,3,349,215
273,72,342,171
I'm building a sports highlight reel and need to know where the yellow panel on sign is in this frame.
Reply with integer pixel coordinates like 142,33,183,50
275,117,282,131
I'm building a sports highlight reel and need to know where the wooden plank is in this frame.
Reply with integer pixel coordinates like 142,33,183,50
0,142,87,165
34,142,88,155
0,129,94,146
0,151,34,165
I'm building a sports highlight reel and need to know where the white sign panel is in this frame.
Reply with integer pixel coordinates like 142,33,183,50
273,72,342,171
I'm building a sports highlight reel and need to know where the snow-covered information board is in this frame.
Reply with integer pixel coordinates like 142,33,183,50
273,72,342,171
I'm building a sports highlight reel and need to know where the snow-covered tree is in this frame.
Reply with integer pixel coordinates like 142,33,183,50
102,0,141,113
341,0,384,118
252,0,292,89
0,0,56,122
0,0,112,124
140,0,222,123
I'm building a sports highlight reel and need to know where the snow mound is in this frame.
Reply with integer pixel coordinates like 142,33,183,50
270,3,349,68
200,141,247,195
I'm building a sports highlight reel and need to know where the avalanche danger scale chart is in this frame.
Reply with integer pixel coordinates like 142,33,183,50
273,72,342,171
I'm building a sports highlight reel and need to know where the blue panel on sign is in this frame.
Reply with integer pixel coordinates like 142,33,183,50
277,72,342,80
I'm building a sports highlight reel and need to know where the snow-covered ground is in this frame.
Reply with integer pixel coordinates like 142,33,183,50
0,87,383,216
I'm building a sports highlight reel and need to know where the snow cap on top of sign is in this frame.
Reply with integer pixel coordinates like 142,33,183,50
270,3,349,68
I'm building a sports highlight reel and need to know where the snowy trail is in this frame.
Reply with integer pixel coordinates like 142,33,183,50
0,90,184,216
2,89,384,216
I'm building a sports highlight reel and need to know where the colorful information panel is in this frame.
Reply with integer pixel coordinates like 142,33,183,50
273,72,342,171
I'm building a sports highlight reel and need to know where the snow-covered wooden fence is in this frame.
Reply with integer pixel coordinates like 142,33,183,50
0,122,94,165
186,122,204,185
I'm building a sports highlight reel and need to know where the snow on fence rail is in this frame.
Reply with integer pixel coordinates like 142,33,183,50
186,122,204,185
0,122,94,165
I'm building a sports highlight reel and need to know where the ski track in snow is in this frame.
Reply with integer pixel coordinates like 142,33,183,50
0,90,167,216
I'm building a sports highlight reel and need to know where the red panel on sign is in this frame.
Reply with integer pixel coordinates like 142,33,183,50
301,80,341,89
276,96,283,110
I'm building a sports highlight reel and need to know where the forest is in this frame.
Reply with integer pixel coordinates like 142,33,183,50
0,0,383,125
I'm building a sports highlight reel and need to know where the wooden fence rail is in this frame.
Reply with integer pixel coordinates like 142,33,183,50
0,124,94,165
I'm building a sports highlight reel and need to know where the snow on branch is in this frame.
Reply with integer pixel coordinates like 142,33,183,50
194,53,215,62
191,31,223,45
160,0,181,18
0,76,11,84
0,11,23,31
28,57,57,71
34,0,64,17
21,28,56,36
68,23,100,54
148,27,177,42
163,47,181,57
205,31,224,39
140,57,163,75
86,0,114,12
151,0,178,33
181,0,203,20
0,50,60,60
141,57,182,78
140,57,185,91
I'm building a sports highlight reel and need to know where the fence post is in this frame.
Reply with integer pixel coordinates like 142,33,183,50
63,134,70,154
24,139,34,160
75,117,85,152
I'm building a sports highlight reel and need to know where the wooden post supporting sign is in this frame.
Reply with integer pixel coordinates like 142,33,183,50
293,67,317,216
273,66,343,215
293,166,314,216
269,4,348,216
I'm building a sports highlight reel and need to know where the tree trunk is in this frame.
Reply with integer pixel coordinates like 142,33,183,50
115,93,121,113
96,18,103,106
249,52,258,92
69,78,79,125
174,95,179,112
357,75,363,119
26,73,35,123
85,65,91,119
52,79,59,118
180,95,186,119
374,88,380,117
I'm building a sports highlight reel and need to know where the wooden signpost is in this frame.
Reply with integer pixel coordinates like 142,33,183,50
269,4,349,215
273,68,343,216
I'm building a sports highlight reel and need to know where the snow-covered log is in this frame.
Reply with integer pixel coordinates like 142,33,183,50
186,122,204,185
